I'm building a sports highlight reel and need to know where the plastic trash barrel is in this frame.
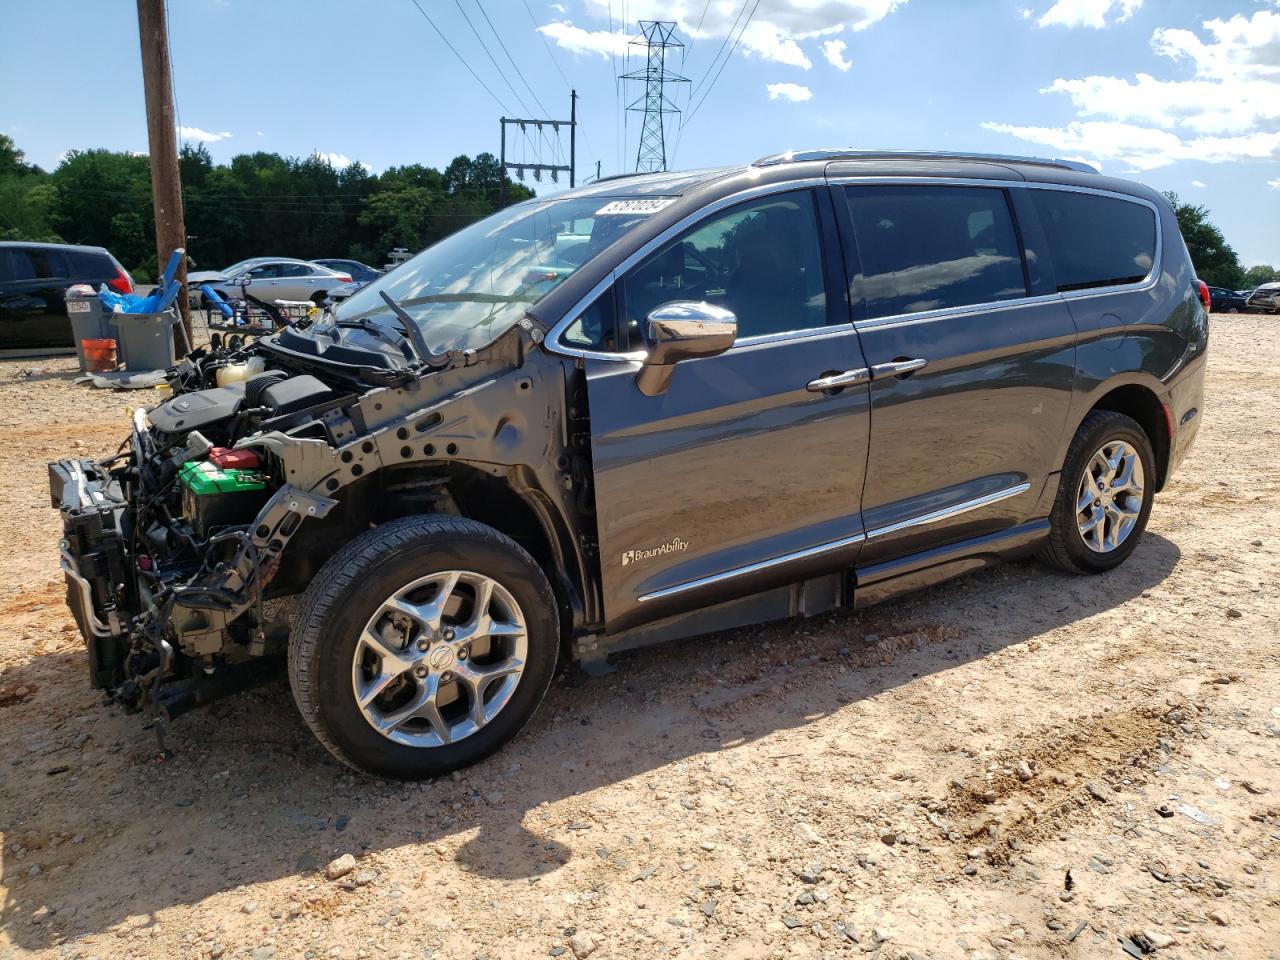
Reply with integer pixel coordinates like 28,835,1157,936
65,290,112,372
109,309,179,371
81,338,117,372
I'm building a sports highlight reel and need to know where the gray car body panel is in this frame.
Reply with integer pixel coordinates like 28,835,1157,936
522,156,1205,642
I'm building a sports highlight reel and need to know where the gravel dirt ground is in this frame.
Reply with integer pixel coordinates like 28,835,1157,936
0,315,1276,960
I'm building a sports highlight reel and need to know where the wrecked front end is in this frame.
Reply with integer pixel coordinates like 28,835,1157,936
49,319,589,738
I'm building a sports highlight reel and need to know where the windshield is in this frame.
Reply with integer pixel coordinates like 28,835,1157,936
326,195,668,354
221,258,267,276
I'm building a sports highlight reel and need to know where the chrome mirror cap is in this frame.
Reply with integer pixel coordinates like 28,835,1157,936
636,301,737,396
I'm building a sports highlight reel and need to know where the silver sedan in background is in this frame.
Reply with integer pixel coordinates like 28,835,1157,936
189,257,353,305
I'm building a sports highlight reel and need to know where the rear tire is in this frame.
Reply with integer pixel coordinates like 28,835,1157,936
288,515,559,779
1038,411,1155,574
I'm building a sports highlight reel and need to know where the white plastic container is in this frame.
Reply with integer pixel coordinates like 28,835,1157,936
215,355,266,387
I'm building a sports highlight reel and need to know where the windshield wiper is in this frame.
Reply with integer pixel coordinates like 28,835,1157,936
378,291,452,369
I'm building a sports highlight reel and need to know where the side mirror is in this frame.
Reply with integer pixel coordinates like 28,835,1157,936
635,301,737,396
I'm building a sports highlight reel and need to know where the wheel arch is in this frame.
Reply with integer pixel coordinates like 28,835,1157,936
272,460,585,657
1080,380,1172,491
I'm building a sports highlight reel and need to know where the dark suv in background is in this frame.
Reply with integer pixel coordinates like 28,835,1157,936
1,241,133,355
50,150,1207,779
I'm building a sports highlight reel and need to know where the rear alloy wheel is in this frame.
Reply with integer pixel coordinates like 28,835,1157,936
1039,410,1155,573
1074,439,1145,554
289,515,558,779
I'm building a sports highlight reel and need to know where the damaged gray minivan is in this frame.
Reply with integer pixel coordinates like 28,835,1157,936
50,151,1208,778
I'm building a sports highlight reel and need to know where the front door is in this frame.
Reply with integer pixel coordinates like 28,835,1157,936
583,188,872,633
832,181,1078,569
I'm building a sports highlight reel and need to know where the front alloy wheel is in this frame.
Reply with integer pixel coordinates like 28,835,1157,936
353,571,527,747
289,515,559,779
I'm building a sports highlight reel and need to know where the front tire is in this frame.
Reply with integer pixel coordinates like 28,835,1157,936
288,515,559,779
1039,411,1155,574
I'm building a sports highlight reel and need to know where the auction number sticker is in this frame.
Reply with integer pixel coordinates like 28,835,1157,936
67,301,92,313
595,198,675,216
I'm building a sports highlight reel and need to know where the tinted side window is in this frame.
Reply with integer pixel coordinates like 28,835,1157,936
843,185,1027,320
278,263,313,277
246,264,281,278
623,190,827,343
1029,190,1156,292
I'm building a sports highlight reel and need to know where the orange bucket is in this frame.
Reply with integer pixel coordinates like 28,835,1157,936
82,338,117,373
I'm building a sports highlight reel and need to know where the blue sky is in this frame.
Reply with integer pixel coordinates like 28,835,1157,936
2,0,1277,266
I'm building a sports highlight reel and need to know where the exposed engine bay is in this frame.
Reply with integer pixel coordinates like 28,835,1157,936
49,319,592,742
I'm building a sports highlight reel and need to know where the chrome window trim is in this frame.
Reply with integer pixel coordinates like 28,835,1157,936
636,481,1033,602
546,177,828,361
864,482,1032,541
852,292,1063,332
636,530,866,604
549,176,1163,360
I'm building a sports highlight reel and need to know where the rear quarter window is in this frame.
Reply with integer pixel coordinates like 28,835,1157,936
1029,190,1156,292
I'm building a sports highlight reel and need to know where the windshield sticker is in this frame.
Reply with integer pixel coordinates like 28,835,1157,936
595,198,676,216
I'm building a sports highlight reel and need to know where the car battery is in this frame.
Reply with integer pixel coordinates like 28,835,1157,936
178,460,269,538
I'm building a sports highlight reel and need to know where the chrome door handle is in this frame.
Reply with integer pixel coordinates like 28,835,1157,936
806,367,870,392
871,357,928,379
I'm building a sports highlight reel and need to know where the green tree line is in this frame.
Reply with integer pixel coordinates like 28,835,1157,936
0,134,533,282
1162,191,1276,290
2,134,1275,290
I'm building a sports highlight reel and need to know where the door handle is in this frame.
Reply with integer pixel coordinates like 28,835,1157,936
806,367,870,392
870,357,928,379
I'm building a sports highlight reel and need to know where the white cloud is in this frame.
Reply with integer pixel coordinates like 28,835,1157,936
537,21,632,58
988,8,1280,170
255,130,264,138
1270,178,1280,190
822,38,852,71
1037,0,1142,29
766,82,813,102
556,1,905,68
981,120,1280,170
1191,180,1206,187
1045,73,1280,135
179,126,232,143
313,151,353,169
1018,7,1034,19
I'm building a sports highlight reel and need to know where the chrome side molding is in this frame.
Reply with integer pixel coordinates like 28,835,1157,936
637,481,1032,602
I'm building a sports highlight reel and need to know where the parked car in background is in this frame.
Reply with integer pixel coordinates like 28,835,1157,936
0,241,132,355
1246,282,1280,314
188,257,351,306
1207,285,1249,313
314,258,383,283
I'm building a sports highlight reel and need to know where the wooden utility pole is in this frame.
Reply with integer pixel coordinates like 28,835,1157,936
136,0,191,346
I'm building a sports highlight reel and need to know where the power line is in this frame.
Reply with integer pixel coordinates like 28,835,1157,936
677,0,762,157
685,0,748,98
405,0,513,114
451,0,534,118
522,0,573,91
475,0,550,118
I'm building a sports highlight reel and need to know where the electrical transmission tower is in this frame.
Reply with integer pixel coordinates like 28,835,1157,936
621,21,688,173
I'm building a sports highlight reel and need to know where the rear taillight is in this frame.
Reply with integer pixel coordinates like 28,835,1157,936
1196,279,1210,313
336,274,352,283
108,265,133,294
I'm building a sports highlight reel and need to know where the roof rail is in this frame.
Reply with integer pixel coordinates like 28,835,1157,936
752,149,1098,175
